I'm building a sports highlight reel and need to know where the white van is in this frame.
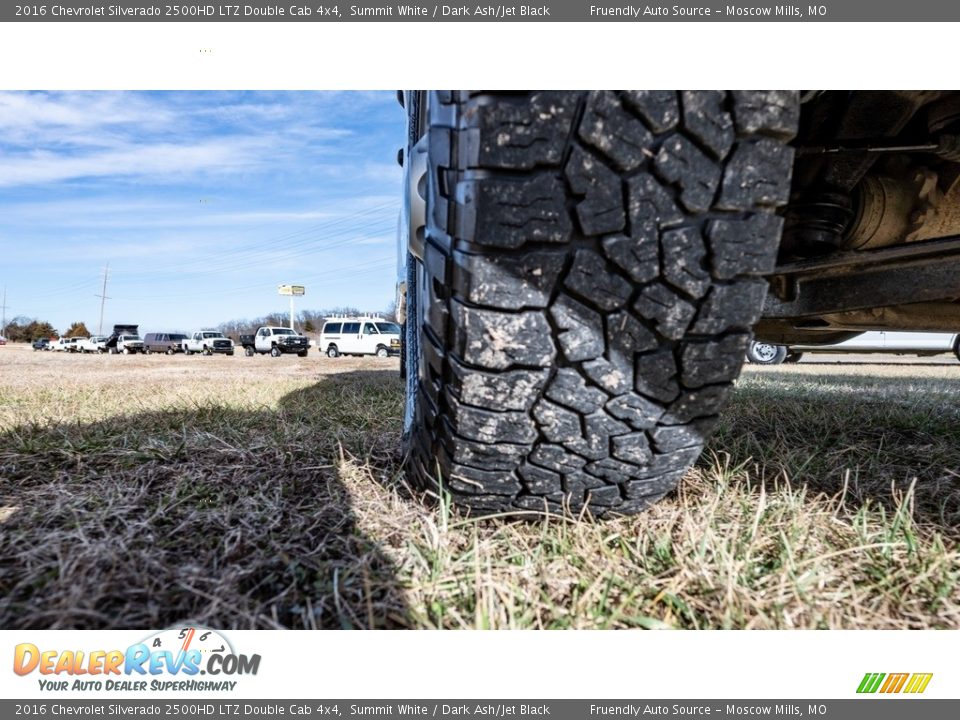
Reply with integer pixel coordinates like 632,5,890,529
319,318,401,358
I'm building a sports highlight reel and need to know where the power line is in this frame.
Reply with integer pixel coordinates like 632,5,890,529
108,256,395,302
9,202,400,319
95,264,110,335
138,219,395,280
115,202,398,278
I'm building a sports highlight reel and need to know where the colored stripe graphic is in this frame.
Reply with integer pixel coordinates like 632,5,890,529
904,673,934,694
856,673,885,693
881,673,908,693
857,672,932,694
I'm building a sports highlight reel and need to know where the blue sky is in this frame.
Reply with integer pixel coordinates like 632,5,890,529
0,91,402,335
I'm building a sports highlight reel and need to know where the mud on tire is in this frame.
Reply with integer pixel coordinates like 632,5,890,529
404,91,798,517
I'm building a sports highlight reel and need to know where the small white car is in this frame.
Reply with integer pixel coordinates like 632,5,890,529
748,331,960,364
319,318,401,358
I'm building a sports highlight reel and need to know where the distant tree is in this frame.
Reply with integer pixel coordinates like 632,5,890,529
3,317,57,342
218,318,252,340
34,321,57,339
382,301,398,323
298,309,325,331
268,313,289,327
65,321,91,337
325,306,361,319
218,307,382,337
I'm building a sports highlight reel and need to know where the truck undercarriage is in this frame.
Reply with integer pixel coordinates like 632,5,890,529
758,90,960,344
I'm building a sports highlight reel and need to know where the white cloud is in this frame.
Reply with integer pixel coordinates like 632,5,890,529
0,139,268,188
0,92,174,146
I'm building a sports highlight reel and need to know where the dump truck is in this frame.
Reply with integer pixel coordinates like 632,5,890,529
104,324,143,354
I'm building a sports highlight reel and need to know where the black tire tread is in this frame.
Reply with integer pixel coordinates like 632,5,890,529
407,90,798,517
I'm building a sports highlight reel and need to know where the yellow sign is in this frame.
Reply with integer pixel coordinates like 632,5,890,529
278,285,305,296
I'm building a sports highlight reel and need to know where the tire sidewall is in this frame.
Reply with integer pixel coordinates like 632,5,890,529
402,252,421,447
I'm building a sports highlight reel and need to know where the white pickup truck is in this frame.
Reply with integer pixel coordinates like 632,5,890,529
182,330,235,356
78,336,108,354
239,326,310,357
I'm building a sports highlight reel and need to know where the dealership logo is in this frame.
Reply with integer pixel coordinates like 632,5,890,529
857,672,933,694
13,627,260,692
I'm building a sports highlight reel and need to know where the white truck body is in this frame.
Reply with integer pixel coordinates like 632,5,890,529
791,331,959,355
182,330,235,356
78,336,108,353
115,334,144,354
63,337,86,353
245,326,310,357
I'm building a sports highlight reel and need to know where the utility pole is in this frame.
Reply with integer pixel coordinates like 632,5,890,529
95,264,110,336
1,287,8,339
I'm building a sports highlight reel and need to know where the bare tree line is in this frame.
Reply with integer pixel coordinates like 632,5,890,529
218,304,397,338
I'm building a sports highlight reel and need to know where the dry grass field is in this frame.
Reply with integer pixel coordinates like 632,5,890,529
1,344,958,630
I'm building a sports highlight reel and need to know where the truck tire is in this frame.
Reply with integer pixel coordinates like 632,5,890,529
403,91,798,516
270,346,281,358
297,350,308,357
166,347,176,356
244,346,255,357
376,346,389,358
326,345,339,358
747,341,788,365
227,350,235,357
202,347,212,356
